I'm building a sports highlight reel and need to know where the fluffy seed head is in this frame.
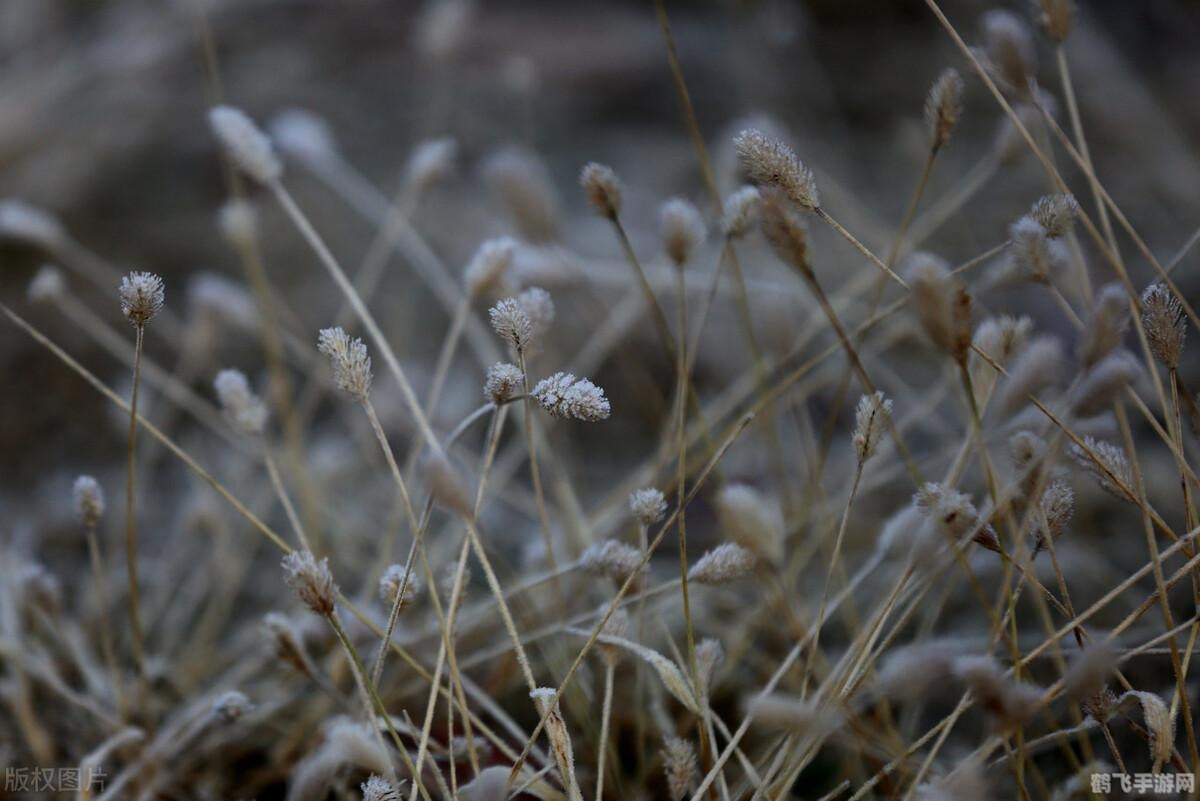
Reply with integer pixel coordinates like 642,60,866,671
489,297,534,351
916,483,998,553
629,488,668,526
1062,642,1117,703
1069,437,1134,502
268,108,336,162
281,550,337,617
715,483,784,564
484,362,524,405
209,106,282,183
217,199,259,250
1030,193,1079,238
746,694,843,736
361,774,402,801
317,327,372,401
759,188,812,274
853,391,893,465
996,335,1063,416
908,253,972,364
529,687,578,799
532,372,611,421
660,197,706,267
28,264,64,302
696,638,724,695
0,199,66,248
1079,284,1129,368
688,543,757,585
733,128,819,210
721,186,760,238
483,146,560,243
517,286,555,336
1141,282,1187,368
1070,350,1140,417
1118,691,1175,770
214,368,268,435
581,539,645,583
379,564,421,610
980,10,1037,99
212,690,254,723
1005,215,1068,283
119,271,165,326
972,315,1033,373
579,162,622,219
464,237,516,299
404,137,457,196
661,737,697,801
925,68,964,150
877,640,959,701
263,612,311,675
1037,0,1074,42
73,475,105,528
1034,480,1074,551
954,655,1041,728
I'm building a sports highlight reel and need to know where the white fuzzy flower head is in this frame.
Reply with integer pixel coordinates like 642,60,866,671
488,297,534,351
688,543,757,584
464,237,517,299
532,372,611,421
212,690,255,723
214,368,268,435
733,128,819,210
580,162,622,219
268,108,336,163
660,197,706,267
1030,193,1079,238
28,265,64,303
629,487,667,526
281,550,337,617
852,391,893,465
517,286,555,336
1069,436,1134,502
405,137,457,196
379,564,422,610
721,186,761,238
361,774,402,801
0,199,66,248
580,539,645,583
317,327,372,401
484,362,524,405
73,475,105,528
217,199,259,250
209,106,282,183
119,271,165,326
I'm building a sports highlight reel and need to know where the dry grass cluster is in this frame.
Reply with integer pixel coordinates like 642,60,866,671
5,1,1200,799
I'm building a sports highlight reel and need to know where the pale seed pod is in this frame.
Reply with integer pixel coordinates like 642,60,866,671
1061,642,1117,704
688,543,756,585
579,162,622,220
1029,193,1079,238
721,186,760,239
73,476,105,529
517,286,555,336
852,391,893,465
907,253,972,365
403,137,457,198
629,487,668,526
488,296,534,351
759,187,812,275
530,688,582,801
119,271,165,326
660,197,706,268
214,368,268,435
1078,284,1129,368
379,564,422,611
1141,282,1187,369
924,68,964,151
995,335,1063,416
661,736,697,801
980,9,1037,99
269,108,336,164
281,550,338,617
361,774,402,801
484,362,523,405
209,106,282,183
733,128,819,210
580,540,645,583
317,327,372,402
1068,436,1134,502
532,372,611,421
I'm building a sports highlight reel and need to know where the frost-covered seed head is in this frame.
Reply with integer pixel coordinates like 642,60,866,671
1069,437,1134,502
27,265,64,302
0,199,66,248
317,327,372,401
464,237,516,299
580,539,645,583
662,737,698,800
361,774,402,801
404,137,457,196
268,108,336,163
580,162,622,219
1141,282,1187,369
954,654,1041,727
721,186,760,238
853,391,893,465
660,197,706,267
532,372,611,421
209,106,282,183
484,362,524,405
1030,193,1079,238
73,476,105,528
733,128,819,210
916,483,998,553
119,271,165,326
217,199,259,250
925,68,964,150
517,286,555,336
212,690,254,723
281,550,337,617
488,297,534,351
759,187,812,274
996,335,1063,416
1070,351,1140,417
688,543,757,584
1035,480,1075,551
980,9,1037,98
214,368,268,435
715,483,784,564
1079,284,1129,368
379,564,422,610
1006,215,1068,283
629,488,668,526
972,315,1033,368
908,254,971,364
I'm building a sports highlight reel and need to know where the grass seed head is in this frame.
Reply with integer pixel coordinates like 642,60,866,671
660,197,706,267
580,162,622,219
1141,282,1187,368
688,542,756,585
733,128,819,210
629,487,668,526
209,105,282,183
925,67,964,150
214,368,268,435
661,736,697,801
532,371,611,421
281,550,337,617
119,271,165,326
317,326,373,402
484,361,524,405
1079,283,1129,368
73,475,105,528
